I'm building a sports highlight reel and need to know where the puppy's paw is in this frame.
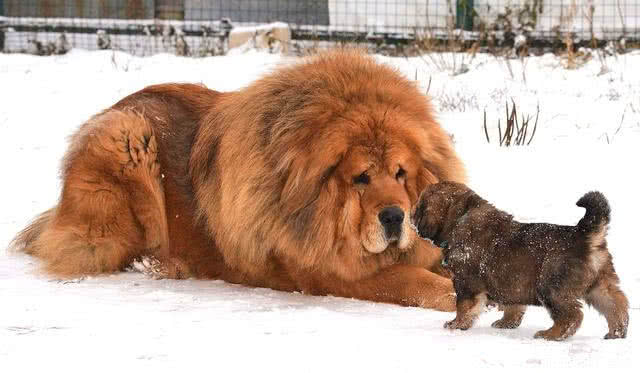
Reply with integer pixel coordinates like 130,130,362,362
444,319,471,330
533,329,568,341
604,328,627,339
491,318,521,329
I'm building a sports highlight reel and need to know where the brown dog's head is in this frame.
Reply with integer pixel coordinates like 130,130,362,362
337,134,427,254
196,50,466,279
260,52,466,262
273,101,451,258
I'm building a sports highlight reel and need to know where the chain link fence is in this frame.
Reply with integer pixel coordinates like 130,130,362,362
1,1,639,56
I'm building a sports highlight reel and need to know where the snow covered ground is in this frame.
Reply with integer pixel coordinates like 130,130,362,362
1,48,639,371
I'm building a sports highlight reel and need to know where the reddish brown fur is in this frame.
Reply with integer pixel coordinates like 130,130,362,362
12,50,465,311
16,111,167,276
413,182,629,339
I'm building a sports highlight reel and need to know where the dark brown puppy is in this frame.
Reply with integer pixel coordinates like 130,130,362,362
412,181,629,340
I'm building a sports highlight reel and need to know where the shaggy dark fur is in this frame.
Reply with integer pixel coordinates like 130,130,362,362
412,181,629,341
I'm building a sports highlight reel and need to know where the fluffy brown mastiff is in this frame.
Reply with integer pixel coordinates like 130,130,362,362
12,50,465,311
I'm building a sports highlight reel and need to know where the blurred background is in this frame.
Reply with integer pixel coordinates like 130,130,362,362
1,0,639,56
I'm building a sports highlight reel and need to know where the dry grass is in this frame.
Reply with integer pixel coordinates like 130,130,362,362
484,100,539,146
438,91,479,112
409,0,479,75
604,107,626,144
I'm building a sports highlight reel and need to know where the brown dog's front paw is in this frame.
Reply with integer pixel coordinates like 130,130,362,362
131,256,168,279
433,264,454,279
431,292,457,312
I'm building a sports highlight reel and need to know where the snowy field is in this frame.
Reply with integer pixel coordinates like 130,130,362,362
1,48,639,371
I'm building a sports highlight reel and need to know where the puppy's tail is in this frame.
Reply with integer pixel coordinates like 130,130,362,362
576,191,610,246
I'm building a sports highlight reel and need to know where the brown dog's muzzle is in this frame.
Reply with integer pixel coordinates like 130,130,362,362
378,206,404,240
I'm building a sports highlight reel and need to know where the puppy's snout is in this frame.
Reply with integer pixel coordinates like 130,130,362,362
379,206,404,239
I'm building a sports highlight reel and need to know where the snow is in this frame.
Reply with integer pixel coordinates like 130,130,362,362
231,21,290,34
0,48,638,371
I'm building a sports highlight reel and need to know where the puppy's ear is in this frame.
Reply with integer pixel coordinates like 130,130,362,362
411,190,430,238
462,190,483,213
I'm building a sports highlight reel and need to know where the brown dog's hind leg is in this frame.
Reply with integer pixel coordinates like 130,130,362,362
492,305,527,329
118,115,170,257
14,110,168,278
585,273,629,339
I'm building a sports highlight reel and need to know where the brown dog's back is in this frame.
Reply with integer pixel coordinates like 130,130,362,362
11,84,223,278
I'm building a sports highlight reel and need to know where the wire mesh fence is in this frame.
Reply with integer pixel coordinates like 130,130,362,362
1,1,639,56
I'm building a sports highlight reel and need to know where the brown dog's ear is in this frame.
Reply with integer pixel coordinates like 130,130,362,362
279,152,344,234
411,165,439,204
419,164,439,187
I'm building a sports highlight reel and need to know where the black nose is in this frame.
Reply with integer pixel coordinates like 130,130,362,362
378,206,404,238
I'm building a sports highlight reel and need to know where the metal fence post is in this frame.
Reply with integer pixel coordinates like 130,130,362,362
456,0,474,31
156,0,185,20
0,0,5,52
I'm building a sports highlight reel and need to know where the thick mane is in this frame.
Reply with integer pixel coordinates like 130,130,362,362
189,50,465,275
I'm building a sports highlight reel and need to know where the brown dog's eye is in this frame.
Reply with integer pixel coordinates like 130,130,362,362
396,168,406,180
353,172,370,185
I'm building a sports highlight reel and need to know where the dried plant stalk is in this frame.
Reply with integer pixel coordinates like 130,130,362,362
484,101,539,146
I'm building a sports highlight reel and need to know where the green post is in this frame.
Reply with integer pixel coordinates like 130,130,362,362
456,0,474,31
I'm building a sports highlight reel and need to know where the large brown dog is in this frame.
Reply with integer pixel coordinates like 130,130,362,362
12,50,465,311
